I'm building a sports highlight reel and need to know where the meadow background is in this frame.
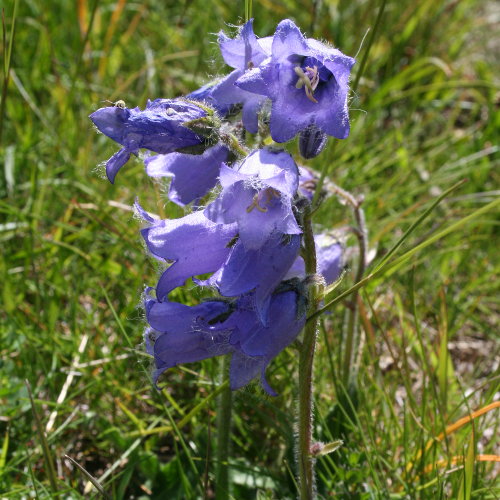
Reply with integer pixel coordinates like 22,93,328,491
0,0,499,498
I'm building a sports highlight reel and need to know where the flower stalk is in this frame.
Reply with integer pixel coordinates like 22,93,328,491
324,185,367,387
215,355,232,500
297,205,320,499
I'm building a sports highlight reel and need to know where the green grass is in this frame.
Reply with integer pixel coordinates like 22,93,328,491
1,0,499,498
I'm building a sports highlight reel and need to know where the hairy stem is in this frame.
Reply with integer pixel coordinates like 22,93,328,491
297,206,319,499
215,356,232,500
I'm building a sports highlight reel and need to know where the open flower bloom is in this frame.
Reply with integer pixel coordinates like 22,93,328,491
235,19,355,142
136,204,238,300
204,148,301,249
90,99,207,183
190,19,271,133
145,144,229,206
145,288,305,395
198,232,301,324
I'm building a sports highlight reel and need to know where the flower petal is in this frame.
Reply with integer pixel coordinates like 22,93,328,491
105,147,135,184
145,145,229,206
316,234,343,285
138,209,237,298
218,19,269,71
215,233,301,323
272,19,309,60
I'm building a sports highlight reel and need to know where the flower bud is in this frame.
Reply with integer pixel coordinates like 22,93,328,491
298,125,327,159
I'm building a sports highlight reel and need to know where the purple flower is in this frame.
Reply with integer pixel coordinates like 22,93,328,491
90,99,207,183
187,81,234,116
136,204,237,300
145,288,305,395
218,20,270,72
315,233,343,284
235,19,355,142
145,144,229,206
190,20,271,133
298,166,317,200
198,232,301,324
225,290,306,395
285,233,343,285
144,295,234,384
204,148,301,249
299,124,328,159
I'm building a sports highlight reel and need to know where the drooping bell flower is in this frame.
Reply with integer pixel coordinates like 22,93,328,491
226,289,306,395
136,203,237,300
198,232,301,324
204,148,301,249
144,292,234,384
190,19,271,133
90,99,210,183
145,288,306,395
145,144,229,206
235,19,355,143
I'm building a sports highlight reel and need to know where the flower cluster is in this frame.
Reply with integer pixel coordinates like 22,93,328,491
91,19,353,394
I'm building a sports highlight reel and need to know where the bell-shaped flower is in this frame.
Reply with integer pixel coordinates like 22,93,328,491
144,293,234,384
145,288,306,395
204,148,301,249
189,20,271,133
136,203,237,300
227,290,306,396
145,144,229,206
235,19,355,143
90,99,208,183
198,232,301,324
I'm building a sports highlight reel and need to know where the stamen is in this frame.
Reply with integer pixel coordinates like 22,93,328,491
294,65,319,103
246,194,268,213
246,188,280,213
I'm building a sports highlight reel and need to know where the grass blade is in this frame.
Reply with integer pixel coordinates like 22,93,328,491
25,380,59,495
311,190,499,322
64,454,111,499
0,0,18,144
457,432,475,500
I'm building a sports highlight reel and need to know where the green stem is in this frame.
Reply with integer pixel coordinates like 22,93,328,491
0,0,19,146
215,356,232,500
245,0,252,22
221,132,249,158
351,0,387,96
297,206,319,499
